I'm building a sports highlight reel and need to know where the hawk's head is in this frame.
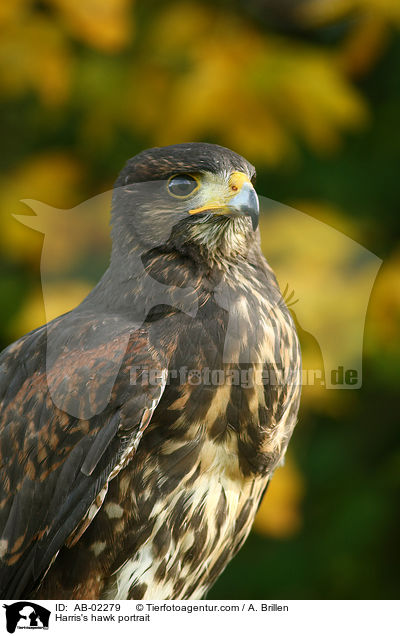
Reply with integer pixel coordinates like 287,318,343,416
111,143,259,263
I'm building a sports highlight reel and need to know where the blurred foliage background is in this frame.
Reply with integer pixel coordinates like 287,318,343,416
0,0,399,599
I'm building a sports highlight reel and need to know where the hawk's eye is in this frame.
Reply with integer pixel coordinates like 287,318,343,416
167,174,199,198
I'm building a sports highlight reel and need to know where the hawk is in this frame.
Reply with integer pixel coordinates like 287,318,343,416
0,143,301,600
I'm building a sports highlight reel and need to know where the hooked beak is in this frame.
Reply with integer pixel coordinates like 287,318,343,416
227,182,259,231
188,172,259,231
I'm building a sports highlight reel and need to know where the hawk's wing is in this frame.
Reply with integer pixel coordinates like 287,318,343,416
0,313,167,599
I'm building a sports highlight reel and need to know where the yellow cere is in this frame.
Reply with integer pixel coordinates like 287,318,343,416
189,171,251,215
228,171,251,192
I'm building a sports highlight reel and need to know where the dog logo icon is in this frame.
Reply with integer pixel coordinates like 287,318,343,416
2,602,50,633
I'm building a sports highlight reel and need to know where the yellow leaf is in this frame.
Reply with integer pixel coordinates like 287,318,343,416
337,14,389,76
0,15,71,105
0,0,30,28
49,0,134,52
267,46,368,152
300,0,400,27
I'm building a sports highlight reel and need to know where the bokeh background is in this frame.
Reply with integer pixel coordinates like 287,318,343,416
0,0,399,599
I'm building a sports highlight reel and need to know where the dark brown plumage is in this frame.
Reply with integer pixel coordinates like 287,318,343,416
0,143,301,599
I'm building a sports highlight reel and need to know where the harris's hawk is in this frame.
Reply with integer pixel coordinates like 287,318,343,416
0,143,301,600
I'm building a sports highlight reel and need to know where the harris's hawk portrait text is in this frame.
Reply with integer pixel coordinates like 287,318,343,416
0,143,301,599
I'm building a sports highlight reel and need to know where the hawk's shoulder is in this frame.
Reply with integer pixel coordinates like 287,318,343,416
0,310,167,599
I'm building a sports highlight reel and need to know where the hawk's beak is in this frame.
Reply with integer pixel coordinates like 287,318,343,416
188,172,259,231
227,182,259,231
